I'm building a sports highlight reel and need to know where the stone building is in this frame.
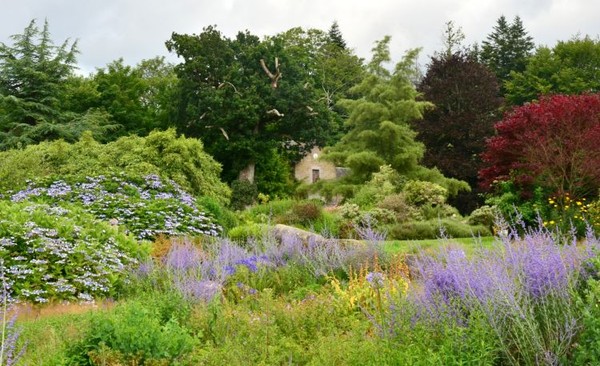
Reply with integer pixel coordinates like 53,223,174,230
294,147,347,184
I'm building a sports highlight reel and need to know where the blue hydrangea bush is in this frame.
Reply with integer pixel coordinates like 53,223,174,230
6,173,221,240
0,201,147,303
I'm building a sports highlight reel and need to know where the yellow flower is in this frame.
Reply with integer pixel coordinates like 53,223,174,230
542,221,548,226
548,199,555,204
565,206,570,209
549,220,556,225
576,201,583,206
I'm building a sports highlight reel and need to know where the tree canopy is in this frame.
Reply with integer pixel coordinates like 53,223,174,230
479,94,600,199
166,26,360,184
480,15,535,90
415,50,502,212
505,35,600,105
324,37,469,195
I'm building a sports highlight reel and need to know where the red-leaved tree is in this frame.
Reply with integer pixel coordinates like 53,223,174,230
479,94,600,198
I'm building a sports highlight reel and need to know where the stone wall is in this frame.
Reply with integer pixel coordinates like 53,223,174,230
294,147,338,184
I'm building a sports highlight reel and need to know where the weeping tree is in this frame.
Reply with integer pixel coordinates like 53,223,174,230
324,36,469,196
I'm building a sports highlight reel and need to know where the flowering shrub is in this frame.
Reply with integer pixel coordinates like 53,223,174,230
0,201,145,303
542,193,599,235
5,173,221,240
137,227,387,303
388,223,599,364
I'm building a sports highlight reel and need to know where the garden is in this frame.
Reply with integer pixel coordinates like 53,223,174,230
2,16,600,366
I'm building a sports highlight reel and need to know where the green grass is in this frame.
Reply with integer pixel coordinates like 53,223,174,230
383,236,498,256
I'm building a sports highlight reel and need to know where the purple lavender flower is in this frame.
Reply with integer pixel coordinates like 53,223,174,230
366,272,385,289
176,279,222,302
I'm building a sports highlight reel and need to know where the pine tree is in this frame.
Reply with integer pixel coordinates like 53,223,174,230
480,15,535,88
328,21,347,50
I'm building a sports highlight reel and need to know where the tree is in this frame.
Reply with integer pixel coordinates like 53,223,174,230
480,15,535,89
0,19,121,149
440,21,466,58
415,51,502,213
328,21,347,50
505,35,600,105
479,94,600,200
324,37,469,195
166,26,338,186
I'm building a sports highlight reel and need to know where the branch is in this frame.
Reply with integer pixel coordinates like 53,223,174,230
260,58,282,88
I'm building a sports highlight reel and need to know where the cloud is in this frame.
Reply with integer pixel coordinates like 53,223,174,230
1,0,599,74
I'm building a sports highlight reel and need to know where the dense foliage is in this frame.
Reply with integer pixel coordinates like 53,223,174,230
0,201,144,303
0,129,230,204
480,15,535,89
416,51,502,213
506,36,600,105
480,94,600,200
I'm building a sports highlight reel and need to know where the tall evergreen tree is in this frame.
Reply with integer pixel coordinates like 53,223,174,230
0,20,115,149
328,21,347,50
480,15,535,89
325,37,468,195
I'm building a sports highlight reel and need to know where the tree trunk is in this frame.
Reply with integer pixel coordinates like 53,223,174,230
238,162,255,183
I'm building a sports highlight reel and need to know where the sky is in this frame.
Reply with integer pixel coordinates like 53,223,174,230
1,0,600,75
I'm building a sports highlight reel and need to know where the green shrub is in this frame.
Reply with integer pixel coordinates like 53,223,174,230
420,203,460,220
403,180,448,206
389,219,491,240
0,201,146,303
467,205,499,230
230,179,258,211
197,196,239,233
67,298,196,365
4,173,222,240
0,129,231,204
377,193,420,222
227,223,268,243
311,211,343,238
246,199,296,221
290,200,323,226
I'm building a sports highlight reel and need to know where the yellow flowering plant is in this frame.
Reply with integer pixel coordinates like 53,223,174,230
542,193,599,236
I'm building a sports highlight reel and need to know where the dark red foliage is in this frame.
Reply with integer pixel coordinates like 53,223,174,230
415,52,502,213
479,94,600,198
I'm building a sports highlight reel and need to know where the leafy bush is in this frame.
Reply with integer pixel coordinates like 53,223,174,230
420,203,460,220
377,193,420,222
389,219,491,240
227,224,268,243
290,201,323,226
403,180,448,206
67,298,196,365
0,129,231,204
230,179,258,211
467,205,499,230
0,201,145,303
5,173,221,240
197,196,239,233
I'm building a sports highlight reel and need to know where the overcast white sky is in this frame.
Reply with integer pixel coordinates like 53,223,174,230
2,0,599,75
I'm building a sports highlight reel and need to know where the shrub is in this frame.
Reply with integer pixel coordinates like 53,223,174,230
0,129,231,205
403,180,448,206
420,203,460,220
389,219,491,240
4,173,222,240
67,298,196,365
290,201,323,226
377,193,420,222
0,201,145,303
197,196,238,233
230,179,258,211
227,224,268,243
467,205,499,230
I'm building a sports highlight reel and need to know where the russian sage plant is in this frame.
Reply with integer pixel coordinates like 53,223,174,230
395,224,598,365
